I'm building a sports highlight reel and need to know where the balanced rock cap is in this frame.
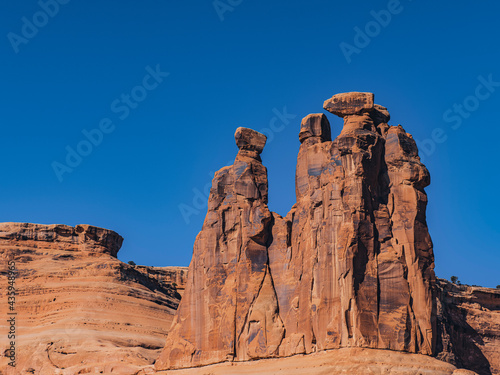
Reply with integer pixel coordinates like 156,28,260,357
235,127,267,154
323,92,374,117
299,113,332,143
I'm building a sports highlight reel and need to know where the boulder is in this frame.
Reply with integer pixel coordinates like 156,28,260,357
235,127,267,153
298,113,331,144
323,92,374,117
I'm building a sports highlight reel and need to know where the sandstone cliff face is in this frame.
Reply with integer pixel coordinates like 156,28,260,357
436,279,500,375
134,266,188,296
156,92,437,370
1,93,495,375
0,222,186,375
156,127,286,369
273,92,434,357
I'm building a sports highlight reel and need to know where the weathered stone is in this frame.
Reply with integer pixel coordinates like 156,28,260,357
153,348,460,375
0,222,185,374
452,370,480,375
3,89,497,375
156,93,437,371
0,222,123,257
371,104,390,124
155,130,284,370
341,112,377,134
235,127,267,154
284,101,435,357
298,113,331,144
323,92,374,117
435,278,500,375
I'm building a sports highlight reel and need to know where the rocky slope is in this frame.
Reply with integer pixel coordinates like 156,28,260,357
0,222,187,375
436,279,500,375
134,266,188,296
155,92,437,370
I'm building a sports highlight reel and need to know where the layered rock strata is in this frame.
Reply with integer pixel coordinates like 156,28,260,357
0,222,184,375
156,92,437,370
134,266,188,296
436,279,500,375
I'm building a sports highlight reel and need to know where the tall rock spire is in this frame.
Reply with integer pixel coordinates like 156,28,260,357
156,93,436,370
155,127,284,369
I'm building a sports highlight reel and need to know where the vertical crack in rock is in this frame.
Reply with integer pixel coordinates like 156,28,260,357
155,93,437,371
156,128,284,370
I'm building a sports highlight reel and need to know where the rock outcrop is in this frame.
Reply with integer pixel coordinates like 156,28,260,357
0,222,186,375
134,266,188,296
156,92,437,370
156,127,286,369
154,347,461,375
436,279,500,375
0,92,496,375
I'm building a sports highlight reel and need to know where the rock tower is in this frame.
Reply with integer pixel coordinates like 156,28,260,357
156,92,436,370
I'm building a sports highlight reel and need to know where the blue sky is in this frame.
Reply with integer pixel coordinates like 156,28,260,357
1,0,499,287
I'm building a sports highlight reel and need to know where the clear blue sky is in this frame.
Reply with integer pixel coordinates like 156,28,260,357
1,0,499,287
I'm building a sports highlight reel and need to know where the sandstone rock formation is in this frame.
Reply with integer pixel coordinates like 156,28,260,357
436,278,500,375
2,92,495,375
156,92,437,370
153,347,461,375
156,127,287,369
134,266,188,296
323,91,374,117
0,222,187,375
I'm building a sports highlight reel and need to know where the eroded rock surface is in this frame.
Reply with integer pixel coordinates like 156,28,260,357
272,93,435,357
155,127,287,369
323,91,374,116
134,266,188,296
153,348,459,375
1,92,493,375
156,92,437,370
0,222,185,375
436,279,500,375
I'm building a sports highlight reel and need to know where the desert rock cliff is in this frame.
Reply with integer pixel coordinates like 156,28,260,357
436,278,500,375
156,92,437,370
0,222,187,375
3,93,498,375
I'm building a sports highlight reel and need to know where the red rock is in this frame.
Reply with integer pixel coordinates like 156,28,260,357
435,278,500,375
371,104,390,124
0,93,493,375
134,265,188,296
0,222,123,257
156,93,437,370
1,92,494,375
0,222,185,374
323,92,374,117
298,113,331,144
235,126,267,154
153,348,460,375
155,128,284,370
281,99,435,356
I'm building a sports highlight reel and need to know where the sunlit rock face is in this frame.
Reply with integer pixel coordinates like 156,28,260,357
156,92,436,370
0,222,186,375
